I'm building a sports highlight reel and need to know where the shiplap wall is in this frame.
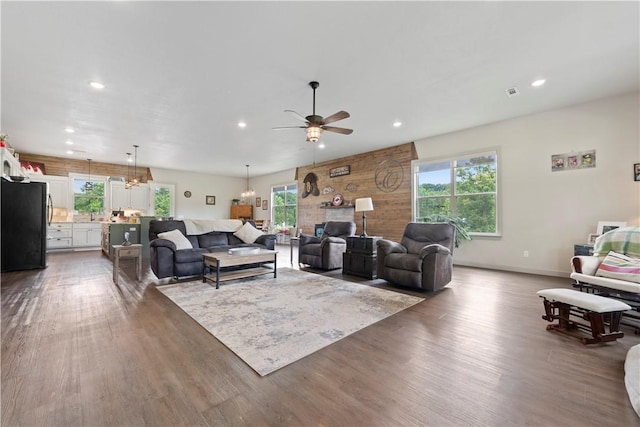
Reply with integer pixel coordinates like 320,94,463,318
296,142,417,242
17,153,152,182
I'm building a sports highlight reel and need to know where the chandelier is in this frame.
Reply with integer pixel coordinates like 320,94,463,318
241,164,254,200
125,145,140,189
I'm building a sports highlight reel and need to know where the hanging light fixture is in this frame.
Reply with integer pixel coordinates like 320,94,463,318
306,125,323,142
84,158,93,190
125,145,140,189
241,164,254,200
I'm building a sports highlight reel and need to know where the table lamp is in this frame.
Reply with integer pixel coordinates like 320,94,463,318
355,197,374,237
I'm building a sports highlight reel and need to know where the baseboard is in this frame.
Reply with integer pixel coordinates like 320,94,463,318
453,260,570,278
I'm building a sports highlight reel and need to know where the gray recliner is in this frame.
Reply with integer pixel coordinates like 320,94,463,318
298,221,356,270
377,222,456,291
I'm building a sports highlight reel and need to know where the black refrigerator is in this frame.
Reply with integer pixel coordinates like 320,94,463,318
1,179,49,271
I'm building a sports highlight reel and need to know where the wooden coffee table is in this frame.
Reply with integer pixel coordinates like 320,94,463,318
202,248,277,289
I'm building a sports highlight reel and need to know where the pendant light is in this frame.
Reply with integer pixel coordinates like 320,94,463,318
125,145,140,189
84,159,93,190
241,164,254,200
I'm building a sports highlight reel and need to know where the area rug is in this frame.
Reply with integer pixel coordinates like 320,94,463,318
157,268,423,376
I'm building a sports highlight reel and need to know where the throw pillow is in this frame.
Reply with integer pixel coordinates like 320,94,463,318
233,222,263,244
158,229,193,250
595,251,640,283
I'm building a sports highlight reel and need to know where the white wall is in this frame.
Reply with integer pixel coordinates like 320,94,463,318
414,92,640,276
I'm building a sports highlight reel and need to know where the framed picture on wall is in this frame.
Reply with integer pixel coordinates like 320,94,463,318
587,233,600,245
206,195,216,205
255,197,261,207
262,200,268,210
634,163,640,181
596,221,626,235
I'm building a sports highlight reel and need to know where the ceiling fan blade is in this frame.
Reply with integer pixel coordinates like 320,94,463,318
322,110,350,125
272,126,307,130
284,110,309,123
322,126,353,135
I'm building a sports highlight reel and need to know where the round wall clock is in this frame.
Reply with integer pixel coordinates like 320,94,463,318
332,193,344,206
184,191,192,198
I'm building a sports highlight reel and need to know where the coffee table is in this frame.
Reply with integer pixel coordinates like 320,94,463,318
202,248,277,289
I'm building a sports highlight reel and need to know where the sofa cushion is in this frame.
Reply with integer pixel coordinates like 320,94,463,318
386,253,422,272
595,251,640,283
198,232,229,248
233,222,263,243
158,229,193,250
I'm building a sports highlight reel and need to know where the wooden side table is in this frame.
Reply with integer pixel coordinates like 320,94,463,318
112,244,142,285
343,236,381,279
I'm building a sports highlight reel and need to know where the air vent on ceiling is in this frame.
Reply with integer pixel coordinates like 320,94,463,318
505,87,520,97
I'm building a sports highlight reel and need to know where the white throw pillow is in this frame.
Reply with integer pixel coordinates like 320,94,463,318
234,222,263,244
158,229,193,250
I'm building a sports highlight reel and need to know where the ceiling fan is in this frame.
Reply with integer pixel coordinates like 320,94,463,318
273,81,353,142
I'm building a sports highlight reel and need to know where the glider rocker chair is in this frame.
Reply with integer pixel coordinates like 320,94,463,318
377,222,456,291
298,221,356,270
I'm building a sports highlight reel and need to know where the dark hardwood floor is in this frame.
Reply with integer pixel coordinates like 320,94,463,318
2,246,639,426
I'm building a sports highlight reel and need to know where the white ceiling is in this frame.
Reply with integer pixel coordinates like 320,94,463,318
2,1,638,178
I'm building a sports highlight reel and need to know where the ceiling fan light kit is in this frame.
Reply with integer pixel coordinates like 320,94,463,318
274,81,353,142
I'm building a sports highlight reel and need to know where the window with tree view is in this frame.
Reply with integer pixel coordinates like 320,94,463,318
272,184,297,230
73,178,105,214
415,151,497,234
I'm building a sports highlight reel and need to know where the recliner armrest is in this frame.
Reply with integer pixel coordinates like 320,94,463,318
323,236,346,245
149,238,177,251
300,233,321,246
419,243,451,259
377,239,407,255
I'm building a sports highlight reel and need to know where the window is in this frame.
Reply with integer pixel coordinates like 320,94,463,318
414,150,498,234
72,175,105,214
271,184,297,230
150,182,175,218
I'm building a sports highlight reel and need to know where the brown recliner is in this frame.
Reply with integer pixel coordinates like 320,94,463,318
298,221,356,270
377,222,455,291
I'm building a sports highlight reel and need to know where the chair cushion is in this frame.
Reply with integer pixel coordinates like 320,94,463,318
595,251,640,283
158,229,193,250
385,253,422,272
301,243,322,257
233,222,264,243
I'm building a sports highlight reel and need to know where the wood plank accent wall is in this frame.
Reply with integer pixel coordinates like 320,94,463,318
297,142,417,242
17,153,153,182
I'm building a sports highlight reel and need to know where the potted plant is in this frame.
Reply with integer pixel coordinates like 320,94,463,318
420,214,471,248
231,198,240,205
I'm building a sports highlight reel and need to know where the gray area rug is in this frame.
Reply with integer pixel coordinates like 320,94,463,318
157,268,424,376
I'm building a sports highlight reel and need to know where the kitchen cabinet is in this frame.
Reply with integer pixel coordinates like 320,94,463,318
110,182,149,212
1,147,24,179
72,223,102,247
31,175,69,209
48,223,73,250
230,204,252,219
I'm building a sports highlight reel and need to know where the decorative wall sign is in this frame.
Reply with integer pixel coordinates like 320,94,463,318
344,183,358,193
322,186,335,194
301,172,320,198
375,158,404,193
551,150,596,172
329,165,350,178
206,195,216,205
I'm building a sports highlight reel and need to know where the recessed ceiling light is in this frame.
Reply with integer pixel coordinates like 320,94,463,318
393,121,402,128
238,121,247,128
65,140,73,145
89,81,105,90
318,143,325,149
66,150,74,155
65,127,75,133
531,79,546,87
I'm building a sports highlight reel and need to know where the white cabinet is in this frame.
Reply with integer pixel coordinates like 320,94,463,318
110,182,149,212
72,223,102,247
48,223,73,250
30,175,69,209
